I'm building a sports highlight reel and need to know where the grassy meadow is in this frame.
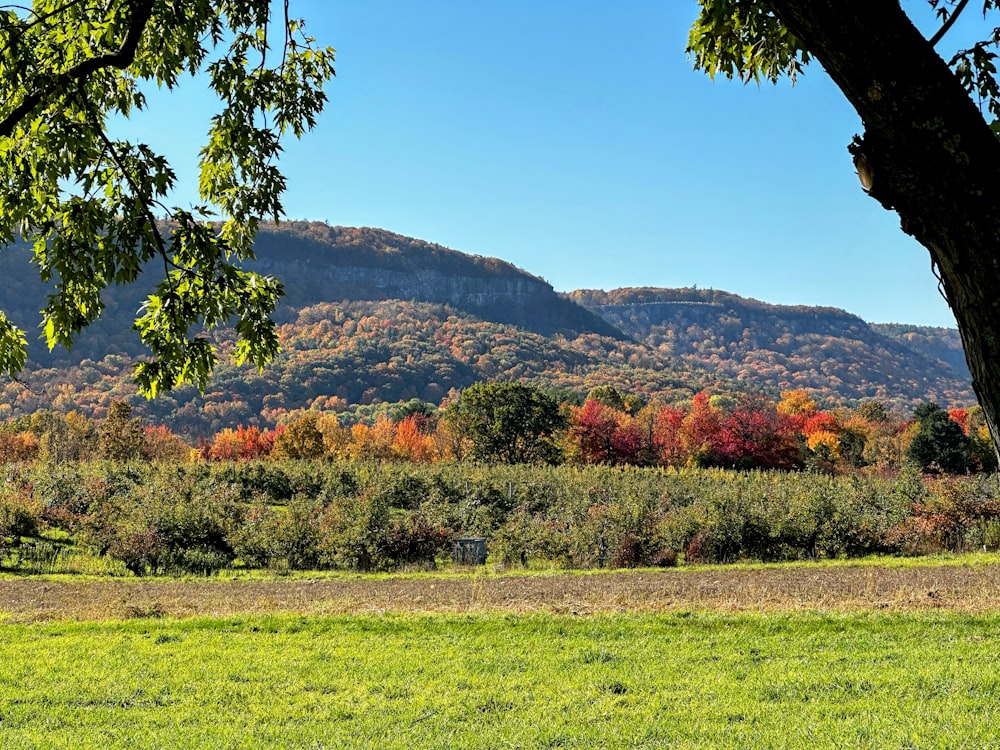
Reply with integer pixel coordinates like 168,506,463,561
5,459,1000,747
2,597,1000,748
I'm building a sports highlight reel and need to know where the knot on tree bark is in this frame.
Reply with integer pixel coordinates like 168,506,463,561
848,134,897,211
848,135,874,192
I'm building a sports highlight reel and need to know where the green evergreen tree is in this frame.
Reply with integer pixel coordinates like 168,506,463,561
907,402,973,474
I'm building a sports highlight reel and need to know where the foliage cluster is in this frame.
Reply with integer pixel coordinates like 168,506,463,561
4,459,1000,575
0,4,335,394
2,384,994,478
0,224,975,438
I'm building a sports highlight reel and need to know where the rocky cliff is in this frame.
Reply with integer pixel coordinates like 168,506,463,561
248,224,625,338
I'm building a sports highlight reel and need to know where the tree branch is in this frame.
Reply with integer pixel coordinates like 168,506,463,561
0,0,154,138
2,0,93,34
5,373,44,395
930,0,971,47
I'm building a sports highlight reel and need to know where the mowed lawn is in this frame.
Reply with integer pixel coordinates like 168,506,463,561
2,608,1000,749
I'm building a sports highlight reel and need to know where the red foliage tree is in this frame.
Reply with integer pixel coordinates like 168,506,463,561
680,390,723,466
653,405,687,467
948,408,970,436
392,415,437,463
569,399,643,465
713,396,801,471
203,425,277,461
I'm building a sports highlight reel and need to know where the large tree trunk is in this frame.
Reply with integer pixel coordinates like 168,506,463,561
766,0,1000,453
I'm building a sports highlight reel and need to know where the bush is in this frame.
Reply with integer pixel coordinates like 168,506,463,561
33,465,92,530
231,496,323,570
382,511,451,569
888,475,1000,554
109,526,165,576
94,469,242,575
318,491,391,571
0,487,40,560
5,459,999,573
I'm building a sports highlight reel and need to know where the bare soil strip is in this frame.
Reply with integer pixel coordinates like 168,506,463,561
2,563,1000,622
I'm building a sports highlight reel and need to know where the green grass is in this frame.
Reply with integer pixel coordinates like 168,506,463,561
6,548,1000,584
2,611,1000,748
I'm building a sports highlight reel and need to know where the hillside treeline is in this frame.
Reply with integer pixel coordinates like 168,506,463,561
1,383,992,475
0,300,706,438
0,224,976,436
572,287,974,407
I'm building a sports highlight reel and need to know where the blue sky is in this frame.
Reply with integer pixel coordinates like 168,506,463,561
133,1,962,327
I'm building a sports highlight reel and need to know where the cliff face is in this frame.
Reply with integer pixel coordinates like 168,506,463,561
0,224,625,367
248,225,625,338
590,300,868,340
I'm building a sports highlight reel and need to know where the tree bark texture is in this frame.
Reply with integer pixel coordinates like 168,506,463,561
766,0,1000,451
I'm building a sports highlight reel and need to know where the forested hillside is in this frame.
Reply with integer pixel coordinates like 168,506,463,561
0,223,622,369
0,300,708,437
0,223,975,435
571,287,974,408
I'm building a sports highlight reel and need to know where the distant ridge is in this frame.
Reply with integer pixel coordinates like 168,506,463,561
248,224,625,339
0,222,977,435
571,287,972,407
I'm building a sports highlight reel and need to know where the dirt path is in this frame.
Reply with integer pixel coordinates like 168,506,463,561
3,563,1000,622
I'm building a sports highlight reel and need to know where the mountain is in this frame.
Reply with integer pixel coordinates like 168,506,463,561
0,298,709,437
869,323,970,376
249,224,626,339
569,287,974,408
0,223,976,436
0,223,622,369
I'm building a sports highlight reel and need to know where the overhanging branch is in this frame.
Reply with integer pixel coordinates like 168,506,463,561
0,0,154,138
930,0,971,47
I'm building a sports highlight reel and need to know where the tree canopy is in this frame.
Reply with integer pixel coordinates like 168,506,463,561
444,382,565,465
0,0,334,395
688,0,1000,457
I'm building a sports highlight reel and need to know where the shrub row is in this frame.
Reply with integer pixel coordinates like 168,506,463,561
2,461,999,574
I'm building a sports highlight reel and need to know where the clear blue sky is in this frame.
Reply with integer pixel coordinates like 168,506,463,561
132,1,963,328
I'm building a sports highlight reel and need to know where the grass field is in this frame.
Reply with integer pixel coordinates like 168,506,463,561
3,559,1000,748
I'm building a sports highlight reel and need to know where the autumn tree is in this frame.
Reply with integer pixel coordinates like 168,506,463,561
391,415,437,463
143,425,191,462
854,400,891,427
568,399,643,465
713,395,801,471
680,390,723,467
0,429,38,463
0,1,334,394
271,412,326,460
688,1,1000,456
346,416,397,461
653,404,687,467
97,400,145,461
204,424,274,461
28,410,95,462
776,389,817,430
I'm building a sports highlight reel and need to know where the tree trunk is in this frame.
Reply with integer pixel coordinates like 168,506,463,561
765,0,1000,454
